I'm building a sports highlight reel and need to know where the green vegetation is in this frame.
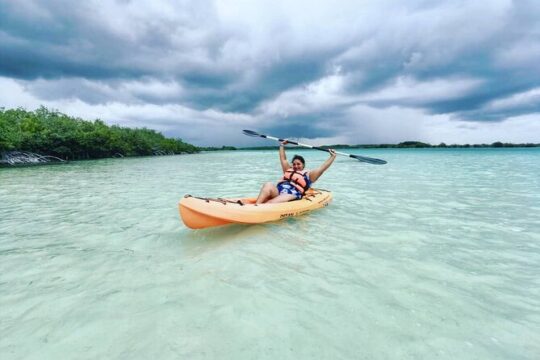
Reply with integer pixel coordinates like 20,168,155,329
0,107,198,160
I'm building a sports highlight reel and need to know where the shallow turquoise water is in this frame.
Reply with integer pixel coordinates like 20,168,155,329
1,148,539,359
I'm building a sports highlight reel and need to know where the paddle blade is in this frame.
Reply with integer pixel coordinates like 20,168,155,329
350,154,387,165
242,129,262,137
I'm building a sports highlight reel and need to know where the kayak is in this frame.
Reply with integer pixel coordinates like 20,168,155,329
179,188,332,229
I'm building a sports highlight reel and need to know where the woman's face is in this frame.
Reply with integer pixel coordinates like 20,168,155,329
292,159,304,171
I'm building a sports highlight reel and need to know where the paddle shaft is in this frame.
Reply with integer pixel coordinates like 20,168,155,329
255,133,381,161
263,134,345,155
242,129,387,164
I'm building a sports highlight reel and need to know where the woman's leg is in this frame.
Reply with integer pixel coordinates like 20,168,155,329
255,182,279,204
266,194,298,204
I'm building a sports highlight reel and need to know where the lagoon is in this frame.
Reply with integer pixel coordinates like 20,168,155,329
1,148,539,359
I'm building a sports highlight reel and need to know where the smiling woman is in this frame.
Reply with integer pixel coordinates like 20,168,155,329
253,140,337,204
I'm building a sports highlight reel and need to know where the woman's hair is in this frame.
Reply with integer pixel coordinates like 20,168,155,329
292,154,305,166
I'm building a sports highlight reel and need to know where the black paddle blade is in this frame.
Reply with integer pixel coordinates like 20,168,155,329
350,154,387,165
242,129,262,137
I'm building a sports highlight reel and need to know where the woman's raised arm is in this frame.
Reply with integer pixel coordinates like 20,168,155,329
308,149,336,183
279,141,290,172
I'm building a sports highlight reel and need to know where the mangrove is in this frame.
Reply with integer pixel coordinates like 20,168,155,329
0,107,199,162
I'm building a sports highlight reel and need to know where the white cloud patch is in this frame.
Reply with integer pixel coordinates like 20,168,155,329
257,72,350,117
257,74,483,119
484,87,540,111
495,41,540,74
19,77,186,105
358,76,484,105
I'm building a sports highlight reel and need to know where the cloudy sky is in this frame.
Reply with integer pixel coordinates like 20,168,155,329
1,0,540,146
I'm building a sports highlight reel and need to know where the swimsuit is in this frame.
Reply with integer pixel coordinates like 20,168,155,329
277,173,311,200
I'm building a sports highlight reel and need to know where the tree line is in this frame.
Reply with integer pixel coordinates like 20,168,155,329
0,107,198,160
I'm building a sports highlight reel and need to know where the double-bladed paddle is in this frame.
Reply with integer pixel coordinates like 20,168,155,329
242,129,387,165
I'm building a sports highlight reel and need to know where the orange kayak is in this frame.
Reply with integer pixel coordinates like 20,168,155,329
179,188,332,229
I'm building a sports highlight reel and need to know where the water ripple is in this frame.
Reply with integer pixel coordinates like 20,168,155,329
1,149,539,359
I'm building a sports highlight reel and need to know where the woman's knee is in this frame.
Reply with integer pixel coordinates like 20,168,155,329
262,182,275,192
263,182,278,195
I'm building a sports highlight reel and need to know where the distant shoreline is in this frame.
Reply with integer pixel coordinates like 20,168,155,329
202,142,540,151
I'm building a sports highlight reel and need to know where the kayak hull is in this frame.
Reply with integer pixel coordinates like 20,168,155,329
179,188,332,229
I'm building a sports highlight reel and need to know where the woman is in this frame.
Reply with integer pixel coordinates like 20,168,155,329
255,141,337,204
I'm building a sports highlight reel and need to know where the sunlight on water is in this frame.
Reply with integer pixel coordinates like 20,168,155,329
1,149,539,359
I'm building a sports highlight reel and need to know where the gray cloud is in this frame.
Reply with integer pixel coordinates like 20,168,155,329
1,0,540,145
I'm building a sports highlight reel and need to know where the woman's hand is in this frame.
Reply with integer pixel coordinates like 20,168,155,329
280,140,289,146
309,149,337,183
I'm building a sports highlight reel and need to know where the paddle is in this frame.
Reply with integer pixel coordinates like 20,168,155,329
242,129,387,165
